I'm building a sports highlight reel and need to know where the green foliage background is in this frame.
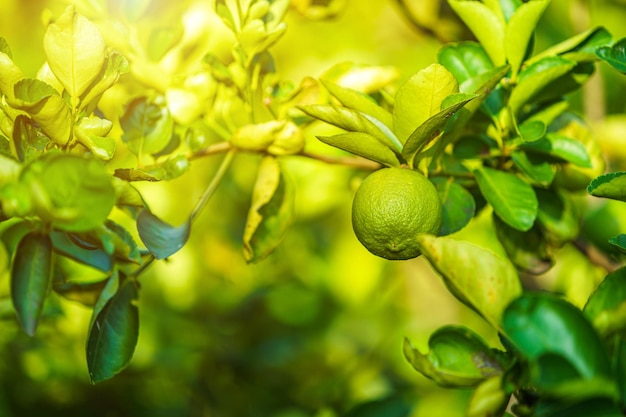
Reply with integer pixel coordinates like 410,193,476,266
1,0,626,416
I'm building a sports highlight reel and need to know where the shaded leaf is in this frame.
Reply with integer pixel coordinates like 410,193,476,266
53,278,108,307
86,276,139,383
431,177,476,236
11,232,53,336
522,133,592,168
503,293,613,389
343,396,411,417
438,41,494,85
510,56,577,114
0,46,24,99
467,375,510,417
474,167,538,231
136,209,190,260
536,188,579,247
393,64,458,144
584,266,626,337
403,326,504,388
80,52,129,112
317,132,400,167
512,150,555,187
596,38,626,74
494,215,552,274
114,167,166,182
609,234,626,254
588,171,626,202
50,230,113,272
534,398,624,417
243,157,295,263
416,233,521,331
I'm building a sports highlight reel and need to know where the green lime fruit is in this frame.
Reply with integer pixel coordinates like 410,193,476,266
352,167,442,260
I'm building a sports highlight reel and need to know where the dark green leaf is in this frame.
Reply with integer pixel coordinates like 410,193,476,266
86,276,139,383
474,167,538,231
403,326,504,388
512,150,555,187
584,267,626,337
317,132,400,167
494,216,552,274
534,398,623,417
521,133,592,168
243,157,295,263
510,56,577,114
344,396,411,417
416,234,521,331
431,177,476,236
596,38,626,74
503,293,613,390
609,234,626,254
137,209,190,260
0,37,12,58
53,278,108,307
11,232,53,336
536,188,580,247
120,96,174,156
402,94,476,163
50,230,113,272
588,172,626,202
438,41,494,85
12,115,37,162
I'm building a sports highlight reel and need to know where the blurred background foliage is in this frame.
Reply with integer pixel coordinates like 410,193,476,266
0,0,626,416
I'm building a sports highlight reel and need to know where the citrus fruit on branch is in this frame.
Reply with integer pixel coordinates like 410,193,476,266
352,167,443,260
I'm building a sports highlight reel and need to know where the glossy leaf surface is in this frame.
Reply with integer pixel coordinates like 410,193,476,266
317,132,400,167
431,177,476,236
474,167,538,231
137,210,190,260
11,232,53,336
86,276,139,383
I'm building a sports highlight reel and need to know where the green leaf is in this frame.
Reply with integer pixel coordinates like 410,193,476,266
120,96,174,156
343,396,411,417
503,293,613,388
438,41,494,85
529,27,612,64
494,215,552,274
136,209,190,260
403,326,504,388
80,52,129,112
522,133,592,168
50,230,113,272
448,1,505,66
402,94,477,163
114,167,166,182
53,278,108,307
536,189,580,247
535,398,624,417
584,267,626,337
0,47,24,100
22,154,116,232
474,167,538,231
43,5,106,99
431,177,476,236
505,0,550,77
11,78,72,146
509,56,577,114
86,276,139,384
12,115,37,162
588,172,626,202
11,232,53,336
321,79,393,129
512,150,555,187
243,156,295,263
299,104,399,152
609,234,626,254
466,375,510,417
453,65,510,125
416,233,522,331
317,132,400,167
393,64,459,144
596,38,626,74
518,120,546,142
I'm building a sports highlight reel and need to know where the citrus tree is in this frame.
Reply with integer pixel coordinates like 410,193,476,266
1,0,626,416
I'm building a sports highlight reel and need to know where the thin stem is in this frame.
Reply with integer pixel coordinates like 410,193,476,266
189,149,237,222
187,141,232,161
130,254,156,278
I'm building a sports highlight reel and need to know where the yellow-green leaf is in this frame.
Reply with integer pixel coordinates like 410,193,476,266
393,64,458,144
43,5,106,100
